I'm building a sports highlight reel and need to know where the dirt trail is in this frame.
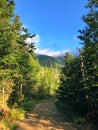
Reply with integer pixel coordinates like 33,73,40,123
16,101,77,130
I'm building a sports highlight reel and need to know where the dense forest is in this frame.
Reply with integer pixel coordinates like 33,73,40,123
57,0,98,128
0,0,98,129
0,0,59,129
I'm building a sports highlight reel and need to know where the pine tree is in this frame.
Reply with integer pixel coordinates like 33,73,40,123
78,0,98,120
0,0,39,107
0,0,16,106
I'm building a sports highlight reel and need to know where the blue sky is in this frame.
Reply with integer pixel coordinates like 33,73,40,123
14,0,87,56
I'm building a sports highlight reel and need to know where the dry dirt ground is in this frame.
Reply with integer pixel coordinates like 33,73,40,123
15,101,77,130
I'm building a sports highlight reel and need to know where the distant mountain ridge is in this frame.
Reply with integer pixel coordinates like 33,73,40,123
36,54,64,68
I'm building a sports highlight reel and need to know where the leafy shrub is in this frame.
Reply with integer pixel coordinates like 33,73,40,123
10,108,25,120
55,100,92,129
0,119,15,130
0,120,9,130
20,99,39,111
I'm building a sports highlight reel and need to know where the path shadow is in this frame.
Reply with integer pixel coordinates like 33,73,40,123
16,101,76,130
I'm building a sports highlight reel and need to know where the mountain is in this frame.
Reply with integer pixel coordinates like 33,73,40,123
36,54,64,68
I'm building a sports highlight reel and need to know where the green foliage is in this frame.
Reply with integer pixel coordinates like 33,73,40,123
0,0,40,108
57,0,98,127
0,0,60,110
0,1,60,130
78,0,98,121
0,70,14,104
19,99,39,111
8,90,24,107
56,101,92,130
35,66,60,99
36,54,63,68
0,119,15,130
10,108,25,120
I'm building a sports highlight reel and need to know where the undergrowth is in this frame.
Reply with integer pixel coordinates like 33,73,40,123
19,98,39,111
55,100,93,130
0,119,15,130
0,99,39,130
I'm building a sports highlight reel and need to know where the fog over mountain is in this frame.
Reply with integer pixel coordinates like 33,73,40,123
35,48,79,58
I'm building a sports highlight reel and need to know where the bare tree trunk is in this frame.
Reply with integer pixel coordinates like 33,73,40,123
2,86,5,104
80,50,85,79
20,84,23,93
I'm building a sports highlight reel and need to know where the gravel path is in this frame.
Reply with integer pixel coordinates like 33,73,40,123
15,101,77,130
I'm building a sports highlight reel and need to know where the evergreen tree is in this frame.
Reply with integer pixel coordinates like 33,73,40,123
0,0,17,106
0,0,39,107
78,0,98,119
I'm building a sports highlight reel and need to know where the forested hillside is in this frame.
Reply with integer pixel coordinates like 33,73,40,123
36,54,64,68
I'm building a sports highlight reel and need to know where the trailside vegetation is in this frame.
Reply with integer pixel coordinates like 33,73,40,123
57,0,98,129
0,0,59,129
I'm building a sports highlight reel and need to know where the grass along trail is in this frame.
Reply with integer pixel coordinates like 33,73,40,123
15,101,76,130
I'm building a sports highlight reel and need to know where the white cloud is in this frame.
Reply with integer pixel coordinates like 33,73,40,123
24,33,79,57
25,34,40,45
35,48,70,57
70,49,79,56
25,37,33,44
32,34,40,45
